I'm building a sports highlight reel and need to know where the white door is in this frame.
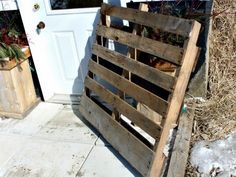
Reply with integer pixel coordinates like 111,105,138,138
17,0,105,102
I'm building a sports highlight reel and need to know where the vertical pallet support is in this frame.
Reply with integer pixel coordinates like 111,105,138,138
116,3,149,122
148,21,201,177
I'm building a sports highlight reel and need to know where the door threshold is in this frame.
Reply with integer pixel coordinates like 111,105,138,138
47,94,81,105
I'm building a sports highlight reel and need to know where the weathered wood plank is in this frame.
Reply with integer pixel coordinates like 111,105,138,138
0,59,38,118
79,94,154,176
127,3,148,62
137,103,162,124
148,20,201,177
92,44,176,91
85,76,162,138
11,60,37,112
166,107,195,177
0,70,18,112
101,3,193,37
96,25,183,65
88,60,168,116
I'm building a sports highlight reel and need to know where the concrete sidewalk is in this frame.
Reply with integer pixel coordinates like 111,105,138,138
0,102,141,177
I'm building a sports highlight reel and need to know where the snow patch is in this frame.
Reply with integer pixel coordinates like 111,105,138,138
190,132,236,177
163,129,174,157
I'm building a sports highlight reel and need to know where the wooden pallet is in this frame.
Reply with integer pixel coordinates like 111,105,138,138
79,3,201,177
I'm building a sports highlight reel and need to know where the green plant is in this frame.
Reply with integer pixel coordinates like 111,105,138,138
0,11,28,46
0,42,26,62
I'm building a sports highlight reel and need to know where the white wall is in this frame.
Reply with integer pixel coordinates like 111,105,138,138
0,0,18,11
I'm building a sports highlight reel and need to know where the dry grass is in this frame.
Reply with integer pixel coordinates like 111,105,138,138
185,0,236,176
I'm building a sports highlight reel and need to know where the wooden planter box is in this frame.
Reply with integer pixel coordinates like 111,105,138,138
0,48,40,119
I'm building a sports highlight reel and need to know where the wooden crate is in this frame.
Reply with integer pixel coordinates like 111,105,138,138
0,48,39,119
79,3,201,177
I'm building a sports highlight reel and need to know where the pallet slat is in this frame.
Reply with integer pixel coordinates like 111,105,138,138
166,107,195,177
79,94,154,177
85,76,162,138
93,44,176,91
101,3,193,37
96,25,183,65
88,60,168,116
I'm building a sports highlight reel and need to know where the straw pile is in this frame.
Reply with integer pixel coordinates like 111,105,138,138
186,0,236,176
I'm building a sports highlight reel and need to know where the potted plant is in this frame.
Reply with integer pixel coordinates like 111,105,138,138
0,11,39,119
0,42,26,63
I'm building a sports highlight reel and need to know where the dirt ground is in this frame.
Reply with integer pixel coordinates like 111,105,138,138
185,0,236,176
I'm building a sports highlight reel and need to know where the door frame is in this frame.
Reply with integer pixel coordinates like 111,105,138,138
43,0,104,15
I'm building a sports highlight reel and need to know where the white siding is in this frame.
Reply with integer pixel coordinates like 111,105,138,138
0,0,18,11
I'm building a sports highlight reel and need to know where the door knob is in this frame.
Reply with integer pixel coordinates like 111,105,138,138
37,21,45,29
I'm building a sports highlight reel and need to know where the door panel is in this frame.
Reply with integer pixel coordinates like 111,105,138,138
17,0,101,101
53,31,80,80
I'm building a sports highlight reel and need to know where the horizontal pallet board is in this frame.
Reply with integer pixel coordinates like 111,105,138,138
85,76,162,138
92,44,176,91
96,25,183,65
101,3,193,37
88,60,168,116
79,94,154,177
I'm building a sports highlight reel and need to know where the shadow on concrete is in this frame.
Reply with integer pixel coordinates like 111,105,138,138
71,1,142,176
